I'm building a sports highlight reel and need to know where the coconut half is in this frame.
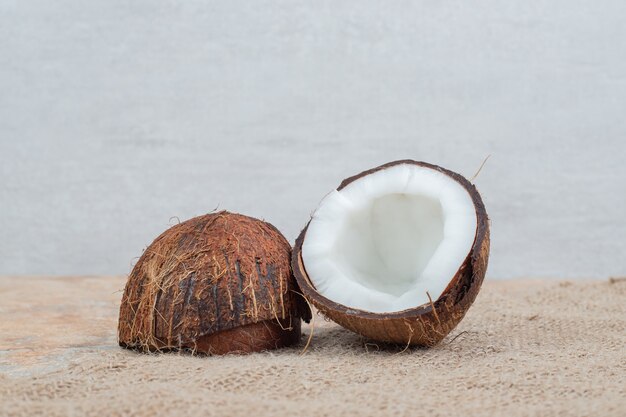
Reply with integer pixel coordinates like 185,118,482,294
292,160,490,346
118,211,311,355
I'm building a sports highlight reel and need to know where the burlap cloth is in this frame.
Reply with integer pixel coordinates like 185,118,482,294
0,276,624,416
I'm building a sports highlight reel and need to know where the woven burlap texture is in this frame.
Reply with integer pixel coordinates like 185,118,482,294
0,276,624,417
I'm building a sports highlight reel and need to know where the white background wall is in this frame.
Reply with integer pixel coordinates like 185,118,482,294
1,1,625,279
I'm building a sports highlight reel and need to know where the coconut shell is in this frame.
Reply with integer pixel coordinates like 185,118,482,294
292,160,490,347
118,211,311,354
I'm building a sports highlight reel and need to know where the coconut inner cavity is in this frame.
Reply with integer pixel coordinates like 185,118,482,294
301,164,477,313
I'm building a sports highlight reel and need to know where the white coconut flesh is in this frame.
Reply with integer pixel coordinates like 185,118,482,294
301,164,478,313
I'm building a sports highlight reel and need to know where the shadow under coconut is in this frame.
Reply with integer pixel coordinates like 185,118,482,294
296,322,414,355
298,325,432,355
297,315,496,356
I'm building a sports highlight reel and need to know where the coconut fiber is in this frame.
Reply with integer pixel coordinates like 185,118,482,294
118,211,310,354
0,276,624,417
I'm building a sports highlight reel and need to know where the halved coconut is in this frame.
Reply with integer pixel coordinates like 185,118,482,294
292,160,490,346
118,211,311,354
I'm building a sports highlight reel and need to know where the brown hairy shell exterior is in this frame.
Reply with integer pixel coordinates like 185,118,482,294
118,211,311,354
292,160,490,347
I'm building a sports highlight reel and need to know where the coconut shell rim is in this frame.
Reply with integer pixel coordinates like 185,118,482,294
292,159,489,321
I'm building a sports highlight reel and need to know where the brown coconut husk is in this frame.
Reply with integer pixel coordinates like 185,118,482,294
292,160,490,347
118,211,311,355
